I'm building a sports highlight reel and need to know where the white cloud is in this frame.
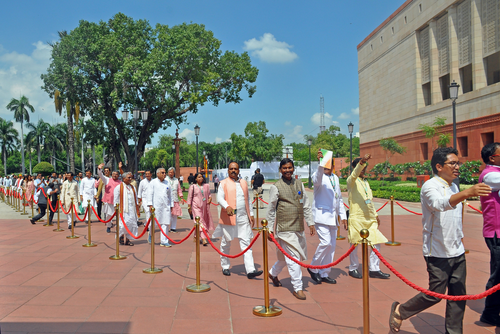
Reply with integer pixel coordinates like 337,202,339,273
179,128,194,141
243,33,298,63
215,137,222,143
351,107,359,115
311,112,336,126
338,112,350,120
355,132,360,138
284,121,291,126
0,41,60,126
284,125,304,143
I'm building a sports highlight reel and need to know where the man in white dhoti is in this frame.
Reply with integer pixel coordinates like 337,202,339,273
214,162,263,279
146,168,174,247
307,149,347,285
138,170,152,241
113,172,139,246
60,172,80,229
80,170,96,211
166,167,183,233
98,163,122,233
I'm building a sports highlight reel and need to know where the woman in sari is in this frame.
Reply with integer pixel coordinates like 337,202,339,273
26,175,35,207
187,173,214,246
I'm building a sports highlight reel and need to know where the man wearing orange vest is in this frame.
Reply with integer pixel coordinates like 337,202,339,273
213,162,263,279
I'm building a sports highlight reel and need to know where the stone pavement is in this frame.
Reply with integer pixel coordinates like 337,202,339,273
0,193,497,334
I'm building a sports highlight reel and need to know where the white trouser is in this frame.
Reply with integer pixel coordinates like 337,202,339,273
170,213,177,230
220,234,256,274
349,243,380,271
103,203,114,228
269,239,303,292
142,204,151,227
310,223,337,277
119,214,138,239
159,224,170,245
66,212,73,226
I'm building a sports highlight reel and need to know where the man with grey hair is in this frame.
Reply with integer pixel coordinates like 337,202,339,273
98,163,122,233
138,170,153,239
146,168,174,247
113,172,139,246
166,167,183,233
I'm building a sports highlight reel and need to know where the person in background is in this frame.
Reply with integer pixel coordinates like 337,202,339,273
187,173,214,246
60,172,80,230
146,168,174,247
166,167,183,233
30,182,54,225
251,168,265,209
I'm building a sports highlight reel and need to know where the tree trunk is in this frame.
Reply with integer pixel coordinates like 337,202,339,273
20,121,25,174
37,144,41,164
3,149,6,176
52,147,56,172
66,153,69,172
81,138,84,173
67,107,75,174
29,152,32,174
92,144,95,176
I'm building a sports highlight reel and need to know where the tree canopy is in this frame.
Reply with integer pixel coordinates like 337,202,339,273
41,13,258,173
230,121,284,163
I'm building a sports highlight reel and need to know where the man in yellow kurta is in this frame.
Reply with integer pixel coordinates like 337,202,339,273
345,154,390,279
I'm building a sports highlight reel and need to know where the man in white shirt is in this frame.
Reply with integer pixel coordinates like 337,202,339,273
213,162,263,279
80,170,96,211
307,149,347,285
138,170,152,237
113,172,139,246
146,168,174,247
389,147,491,334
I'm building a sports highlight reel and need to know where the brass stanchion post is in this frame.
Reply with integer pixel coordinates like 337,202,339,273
253,219,282,317
66,198,79,239
462,200,469,254
110,204,126,260
83,200,96,247
361,228,370,334
21,189,28,215
43,191,51,225
15,190,20,212
143,208,162,273
186,216,210,292
29,193,34,218
385,196,401,246
336,215,346,240
53,195,64,232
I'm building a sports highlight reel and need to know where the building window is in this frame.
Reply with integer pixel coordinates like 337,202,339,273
419,4,422,13
485,51,500,85
458,136,468,157
482,132,494,146
458,0,472,68
460,64,473,93
404,16,407,24
420,26,430,84
481,0,500,57
420,142,429,161
437,14,449,77
370,44,373,51
440,74,450,100
422,83,431,106
380,36,383,43
392,27,395,34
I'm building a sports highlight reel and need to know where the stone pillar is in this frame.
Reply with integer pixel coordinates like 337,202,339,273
471,0,487,90
429,20,441,103
174,129,182,179
448,5,463,90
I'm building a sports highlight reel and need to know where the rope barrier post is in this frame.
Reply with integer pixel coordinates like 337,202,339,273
83,200,96,247
29,194,34,218
336,215,346,240
66,198,79,239
53,195,64,232
360,228,370,334
462,200,469,254
253,219,282,317
15,190,20,212
186,216,210,293
42,191,51,226
143,208,162,274
385,196,401,246
110,204,126,260
21,189,28,215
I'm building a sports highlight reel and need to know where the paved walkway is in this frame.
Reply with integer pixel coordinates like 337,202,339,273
0,192,496,333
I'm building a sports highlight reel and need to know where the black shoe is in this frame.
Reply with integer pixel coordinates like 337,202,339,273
247,270,263,279
170,229,177,233
321,276,337,284
106,227,111,233
30,219,35,225
307,268,322,284
369,270,390,279
349,269,362,279
222,269,231,276
480,314,500,326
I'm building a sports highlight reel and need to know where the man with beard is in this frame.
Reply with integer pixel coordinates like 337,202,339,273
98,163,122,233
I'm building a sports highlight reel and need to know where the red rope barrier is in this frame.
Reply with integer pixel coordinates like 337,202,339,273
269,233,357,269
210,202,219,206
395,202,422,215
47,198,59,212
376,201,389,212
73,205,88,222
201,226,261,258
344,203,349,209
372,247,500,300
155,218,196,244
259,197,269,205
59,201,72,215
466,203,483,214
118,213,151,239
91,206,116,223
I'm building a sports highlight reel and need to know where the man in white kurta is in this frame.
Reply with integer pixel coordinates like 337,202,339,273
113,172,139,245
79,171,96,209
213,162,263,278
308,149,347,285
146,168,174,247
60,172,80,229
98,163,121,232
166,167,183,233
138,170,152,230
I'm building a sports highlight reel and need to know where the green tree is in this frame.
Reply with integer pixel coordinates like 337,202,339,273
379,137,407,163
0,118,19,176
6,95,35,174
33,161,55,175
230,121,283,163
418,116,451,150
44,124,65,172
42,13,258,173
25,119,48,164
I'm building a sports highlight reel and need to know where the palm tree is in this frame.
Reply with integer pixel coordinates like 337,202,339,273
25,120,48,164
0,118,19,176
6,96,35,174
55,91,79,174
44,124,65,172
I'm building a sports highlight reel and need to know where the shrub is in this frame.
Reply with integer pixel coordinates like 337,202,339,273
33,162,55,175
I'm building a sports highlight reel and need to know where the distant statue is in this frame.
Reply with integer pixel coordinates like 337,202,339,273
85,156,93,172
103,154,114,170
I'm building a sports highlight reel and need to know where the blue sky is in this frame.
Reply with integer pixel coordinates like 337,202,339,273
0,0,403,146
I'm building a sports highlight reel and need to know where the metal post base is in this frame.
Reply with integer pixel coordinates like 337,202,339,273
21,212,28,215
66,235,79,239
336,235,346,240
82,243,97,247
53,228,64,232
253,305,283,317
109,255,127,260
385,241,401,246
143,267,163,274
186,283,211,293
43,222,53,226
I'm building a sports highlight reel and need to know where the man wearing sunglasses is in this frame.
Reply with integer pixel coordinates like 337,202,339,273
389,147,491,334
479,142,500,326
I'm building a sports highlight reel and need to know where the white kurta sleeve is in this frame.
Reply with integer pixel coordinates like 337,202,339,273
169,185,174,208
247,186,254,217
301,182,314,227
98,168,109,185
217,184,228,209
113,185,120,207
146,180,154,207
335,175,347,220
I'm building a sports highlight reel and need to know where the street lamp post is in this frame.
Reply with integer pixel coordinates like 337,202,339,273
348,122,354,174
194,125,200,173
172,143,176,168
308,139,312,188
449,80,460,150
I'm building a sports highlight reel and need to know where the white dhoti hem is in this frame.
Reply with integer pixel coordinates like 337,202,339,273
349,243,380,271
310,223,337,277
119,211,138,239
270,237,304,292
103,202,115,227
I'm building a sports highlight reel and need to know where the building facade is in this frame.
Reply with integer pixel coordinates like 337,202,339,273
358,0,500,166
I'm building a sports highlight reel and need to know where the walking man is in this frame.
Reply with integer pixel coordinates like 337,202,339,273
98,163,122,233
389,147,491,333
251,168,265,209
60,172,79,230
30,182,54,225
146,168,174,247
307,149,347,285
80,170,96,214
138,170,152,230
113,172,139,246
213,162,263,278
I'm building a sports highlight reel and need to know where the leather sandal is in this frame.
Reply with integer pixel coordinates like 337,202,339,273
389,301,402,333
125,239,134,246
268,274,282,287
